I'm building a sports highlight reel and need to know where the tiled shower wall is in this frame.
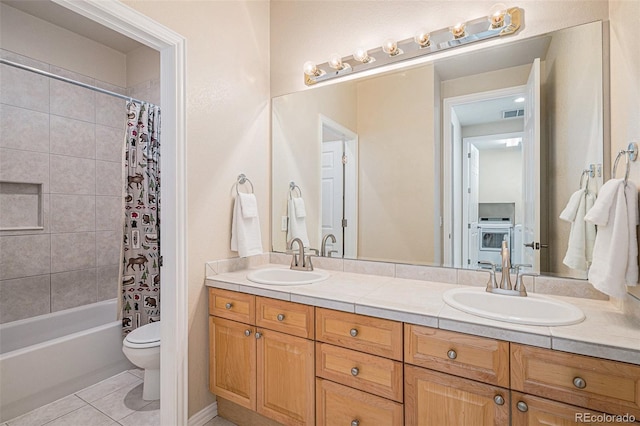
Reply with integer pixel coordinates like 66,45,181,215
0,51,126,324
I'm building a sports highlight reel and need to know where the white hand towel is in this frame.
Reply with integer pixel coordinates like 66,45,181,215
561,190,596,271
293,197,307,218
585,179,639,297
231,195,263,258
238,192,258,218
287,198,309,246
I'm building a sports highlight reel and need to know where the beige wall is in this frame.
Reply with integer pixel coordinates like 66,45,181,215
0,3,127,87
123,0,271,417
272,82,358,252
357,65,435,264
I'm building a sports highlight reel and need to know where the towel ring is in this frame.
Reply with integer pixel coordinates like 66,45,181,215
612,142,638,183
235,173,254,194
289,181,302,199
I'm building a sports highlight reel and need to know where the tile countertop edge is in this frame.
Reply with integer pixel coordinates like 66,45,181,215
205,267,640,365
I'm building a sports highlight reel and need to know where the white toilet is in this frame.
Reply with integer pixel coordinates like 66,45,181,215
122,321,161,401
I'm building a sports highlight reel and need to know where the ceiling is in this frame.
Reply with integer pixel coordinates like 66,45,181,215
2,0,145,53
453,95,525,127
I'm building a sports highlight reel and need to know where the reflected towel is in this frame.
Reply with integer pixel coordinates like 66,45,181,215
585,179,639,297
293,197,307,218
231,195,263,257
287,198,309,246
560,189,596,271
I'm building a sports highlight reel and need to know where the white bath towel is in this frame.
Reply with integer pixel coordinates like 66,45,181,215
287,198,309,246
585,179,639,298
231,195,263,257
293,197,307,218
560,189,596,271
238,192,258,218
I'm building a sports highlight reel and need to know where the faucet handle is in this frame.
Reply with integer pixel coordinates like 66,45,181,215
305,248,319,256
512,264,534,296
328,250,339,258
478,261,498,292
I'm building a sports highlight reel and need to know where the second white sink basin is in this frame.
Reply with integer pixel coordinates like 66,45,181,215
247,268,329,286
443,287,585,326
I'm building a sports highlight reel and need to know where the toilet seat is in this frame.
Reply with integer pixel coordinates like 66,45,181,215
124,321,161,349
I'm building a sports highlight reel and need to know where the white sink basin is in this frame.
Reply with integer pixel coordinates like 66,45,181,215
246,268,329,286
443,287,585,326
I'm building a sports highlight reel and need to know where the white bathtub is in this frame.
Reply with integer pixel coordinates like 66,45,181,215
0,299,133,422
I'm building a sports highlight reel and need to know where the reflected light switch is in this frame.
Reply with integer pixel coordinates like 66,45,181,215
281,216,288,231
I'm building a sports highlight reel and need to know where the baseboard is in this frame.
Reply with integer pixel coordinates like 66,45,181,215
188,401,218,426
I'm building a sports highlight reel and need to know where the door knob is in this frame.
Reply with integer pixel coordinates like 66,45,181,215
524,242,535,249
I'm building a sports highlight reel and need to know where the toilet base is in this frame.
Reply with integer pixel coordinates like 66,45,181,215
143,368,160,401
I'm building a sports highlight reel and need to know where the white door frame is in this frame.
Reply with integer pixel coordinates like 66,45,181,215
319,115,358,258
53,1,188,424
443,85,525,267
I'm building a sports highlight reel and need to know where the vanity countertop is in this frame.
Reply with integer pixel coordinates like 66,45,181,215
205,264,640,365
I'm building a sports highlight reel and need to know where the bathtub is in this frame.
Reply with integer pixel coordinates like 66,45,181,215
0,299,133,422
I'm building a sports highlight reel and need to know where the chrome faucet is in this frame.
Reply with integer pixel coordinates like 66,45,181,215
287,238,314,271
320,234,337,257
499,240,512,290
479,240,530,297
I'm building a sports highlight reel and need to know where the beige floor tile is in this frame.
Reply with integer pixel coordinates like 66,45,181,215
45,406,114,426
76,372,140,403
6,395,85,426
117,400,160,426
89,379,150,421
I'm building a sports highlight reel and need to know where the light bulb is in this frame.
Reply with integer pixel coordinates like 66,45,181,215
489,3,508,29
303,61,319,77
382,38,401,56
414,30,431,48
450,21,467,39
328,54,344,70
353,47,372,63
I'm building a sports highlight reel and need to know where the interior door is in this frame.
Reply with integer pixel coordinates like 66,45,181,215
321,140,344,256
522,58,541,272
465,143,480,268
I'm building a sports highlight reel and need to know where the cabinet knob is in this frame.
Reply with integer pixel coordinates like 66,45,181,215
255,332,262,339
573,377,587,389
351,367,359,377
447,349,457,360
351,420,360,426
277,313,285,322
493,395,505,406
225,302,232,310
244,329,251,337
350,328,358,337
516,401,528,412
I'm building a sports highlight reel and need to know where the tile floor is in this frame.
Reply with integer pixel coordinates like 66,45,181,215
3,370,236,426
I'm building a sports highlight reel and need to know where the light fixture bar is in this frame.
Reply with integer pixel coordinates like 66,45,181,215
304,7,522,86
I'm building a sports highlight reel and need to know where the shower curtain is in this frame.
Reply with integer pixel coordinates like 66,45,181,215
121,101,161,334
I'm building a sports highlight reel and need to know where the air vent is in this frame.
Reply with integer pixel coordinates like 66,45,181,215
502,109,524,119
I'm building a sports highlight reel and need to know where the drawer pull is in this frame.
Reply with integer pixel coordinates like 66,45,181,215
516,401,528,412
573,377,587,389
277,313,285,321
493,395,505,406
225,302,233,310
244,329,251,337
255,332,262,339
351,367,359,377
350,328,358,337
447,349,457,360
351,420,360,426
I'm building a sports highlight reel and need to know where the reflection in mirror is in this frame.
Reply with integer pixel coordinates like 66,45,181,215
272,21,605,280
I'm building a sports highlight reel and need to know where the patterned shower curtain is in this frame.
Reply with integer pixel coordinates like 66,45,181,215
121,101,161,334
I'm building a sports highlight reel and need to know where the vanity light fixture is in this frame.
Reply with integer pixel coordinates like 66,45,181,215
304,6,522,86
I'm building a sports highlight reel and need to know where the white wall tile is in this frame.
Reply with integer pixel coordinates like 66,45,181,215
50,232,96,273
0,148,50,192
96,196,123,231
96,125,124,162
50,115,96,159
0,104,49,153
96,230,121,267
96,161,123,196
97,264,120,301
50,194,96,233
0,234,50,280
50,79,96,122
50,155,95,195
0,274,50,323
51,268,97,312
0,63,49,113
96,92,126,129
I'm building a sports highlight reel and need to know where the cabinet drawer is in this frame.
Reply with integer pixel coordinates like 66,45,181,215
404,324,509,387
511,343,640,417
316,378,403,426
209,288,255,324
405,364,509,426
316,342,403,402
511,392,608,426
315,308,403,360
256,297,314,339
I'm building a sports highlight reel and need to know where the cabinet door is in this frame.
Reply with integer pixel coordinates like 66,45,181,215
257,329,315,426
512,392,609,426
405,365,509,426
209,316,256,410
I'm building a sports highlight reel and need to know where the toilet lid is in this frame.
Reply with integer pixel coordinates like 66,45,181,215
125,321,161,345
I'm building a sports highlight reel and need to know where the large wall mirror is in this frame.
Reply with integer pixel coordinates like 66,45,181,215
272,21,606,280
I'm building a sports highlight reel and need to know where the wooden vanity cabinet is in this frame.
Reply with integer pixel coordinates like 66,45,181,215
511,392,608,426
208,289,315,425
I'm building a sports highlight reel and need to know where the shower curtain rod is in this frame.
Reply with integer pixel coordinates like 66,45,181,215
0,58,156,107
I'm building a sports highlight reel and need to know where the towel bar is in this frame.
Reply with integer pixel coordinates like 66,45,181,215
612,142,638,183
